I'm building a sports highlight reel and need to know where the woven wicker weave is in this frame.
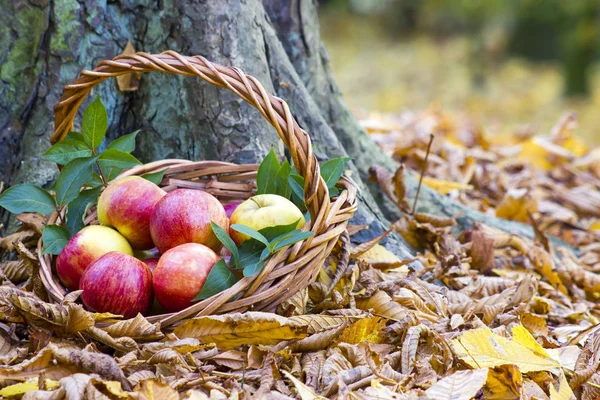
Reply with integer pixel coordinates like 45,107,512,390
38,51,357,327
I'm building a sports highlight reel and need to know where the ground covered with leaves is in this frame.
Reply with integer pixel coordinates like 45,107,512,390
2,110,600,399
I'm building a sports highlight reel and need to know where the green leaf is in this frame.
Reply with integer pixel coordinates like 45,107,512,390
42,140,93,164
287,174,306,210
142,169,167,185
256,147,280,195
98,149,142,170
272,230,314,253
288,174,305,200
107,130,140,153
42,225,70,255
236,239,265,270
0,184,56,215
89,173,105,188
274,159,292,198
243,262,264,278
55,156,98,206
193,259,239,301
103,167,124,182
66,131,85,142
257,219,301,242
82,96,108,150
320,157,351,189
231,224,270,247
65,187,101,236
259,246,271,262
211,222,239,268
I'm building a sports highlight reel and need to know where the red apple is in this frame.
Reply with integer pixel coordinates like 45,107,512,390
97,176,166,250
223,200,243,218
152,243,219,312
229,194,305,245
149,189,228,253
80,252,153,318
56,225,133,291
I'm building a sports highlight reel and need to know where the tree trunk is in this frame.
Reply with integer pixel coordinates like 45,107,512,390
0,0,544,256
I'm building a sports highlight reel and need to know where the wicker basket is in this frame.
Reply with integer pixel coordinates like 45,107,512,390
37,51,357,327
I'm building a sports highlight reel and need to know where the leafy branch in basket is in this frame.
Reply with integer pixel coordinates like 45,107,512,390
0,97,163,254
193,221,314,301
256,147,351,212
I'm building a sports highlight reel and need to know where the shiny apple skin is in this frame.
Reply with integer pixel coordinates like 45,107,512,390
56,225,133,291
229,194,305,245
97,176,166,250
152,243,219,312
149,189,228,253
80,252,153,318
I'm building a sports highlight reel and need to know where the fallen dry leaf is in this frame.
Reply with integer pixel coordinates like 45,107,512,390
424,368,488,400
173,312,307,350
452,327,560,373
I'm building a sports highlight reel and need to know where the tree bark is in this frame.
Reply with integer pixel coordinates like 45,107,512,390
0,0,544,255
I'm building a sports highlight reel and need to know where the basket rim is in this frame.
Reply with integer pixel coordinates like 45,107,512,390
38,159,357,327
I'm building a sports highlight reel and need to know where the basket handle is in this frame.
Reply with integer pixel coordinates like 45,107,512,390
52,51,330,229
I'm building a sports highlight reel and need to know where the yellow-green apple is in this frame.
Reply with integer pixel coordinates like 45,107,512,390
229,194,305,245
56,225,133,291
149,189,228,253
97,176,166,249
80,252,153,318
152,243,219,312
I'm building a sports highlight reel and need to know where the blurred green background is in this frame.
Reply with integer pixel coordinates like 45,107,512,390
319,0,600,144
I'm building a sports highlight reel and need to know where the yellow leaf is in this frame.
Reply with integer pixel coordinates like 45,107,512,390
0,378,59,397
357,244,400,263
451,327,560,373
495,188,538,223
511,325,550,358
483,365,523,400
92,379,131,398
516,137,571,171
282,370,327,400
590,220,600,232
138,379,179,400
172,312,307,350
561,136,588,157
336,317,386,345
549,371,576,400
422,176,473,195
424,368,489,400
356,244,411,271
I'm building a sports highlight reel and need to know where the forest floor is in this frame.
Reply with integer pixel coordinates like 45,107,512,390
2,104,600,398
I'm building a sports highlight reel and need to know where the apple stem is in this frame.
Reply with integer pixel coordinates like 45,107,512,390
250,198,261,208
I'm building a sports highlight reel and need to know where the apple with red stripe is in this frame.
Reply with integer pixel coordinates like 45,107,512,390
80,252,153,318
56,225,133,291
97,176,166,250
152,243,219,312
